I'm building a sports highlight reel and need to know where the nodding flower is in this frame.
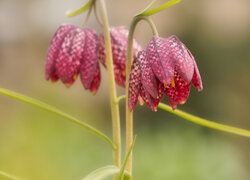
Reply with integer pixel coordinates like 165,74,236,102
128,35,203,111
98,26,142,87
45,24,100,94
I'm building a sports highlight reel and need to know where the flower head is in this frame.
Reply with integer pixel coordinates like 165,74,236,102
98,26,142,87
128,35,203,111
45,24,100,94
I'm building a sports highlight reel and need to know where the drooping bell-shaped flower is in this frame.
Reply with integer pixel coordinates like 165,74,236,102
45,24,101,94
98,26,142,87
128,35,203,111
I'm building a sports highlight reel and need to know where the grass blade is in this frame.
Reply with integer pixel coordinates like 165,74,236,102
66,0,92,18
158,102,250,138
0,88,115,149
142,0,181,16
118,136,136,180
82,165,119,180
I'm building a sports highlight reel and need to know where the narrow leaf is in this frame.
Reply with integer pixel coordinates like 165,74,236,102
82,165,120,180
158,103,250,138
0,170,26,180
118,136,136,180
0,88,115,149
66,0,92,18
135,0,158,16
142,0,182,16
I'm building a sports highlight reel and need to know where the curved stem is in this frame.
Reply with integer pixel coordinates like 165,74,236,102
81,2,93,27
125,15,158,175
158,103,250,137
93,0,103,26
99,0,121,176
135,16,159,36
0,88,116,149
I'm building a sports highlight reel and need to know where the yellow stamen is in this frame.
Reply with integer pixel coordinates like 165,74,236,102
138,96,144,106
122,71,126,77
180,100,186,104
73,74,78,80
171,77,175,87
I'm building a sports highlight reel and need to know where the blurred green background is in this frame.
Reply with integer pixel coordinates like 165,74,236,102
1,0,250,179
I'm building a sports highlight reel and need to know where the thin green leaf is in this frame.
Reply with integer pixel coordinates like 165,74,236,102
82,165,131,180
118,136,136,180
82,165,120,180
0,88,115,149
66,0,92,18
0,170,26,180
158,103,250,138
142,0,182,16
135,0,158,16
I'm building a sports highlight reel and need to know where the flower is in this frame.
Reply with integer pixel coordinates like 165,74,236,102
45,24,100,94
98,26,142,87
128,35,203,111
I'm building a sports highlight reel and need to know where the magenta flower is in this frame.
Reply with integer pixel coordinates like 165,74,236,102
128,35,203,111
45,24,100,94
98,26,142,87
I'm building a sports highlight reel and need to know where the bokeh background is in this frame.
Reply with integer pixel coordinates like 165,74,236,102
1,0,250,179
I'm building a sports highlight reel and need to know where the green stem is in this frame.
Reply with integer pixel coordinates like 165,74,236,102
99,0,121,176
125,15,158,175
81,2,93,27
158,103,250,137
0,88,116,149
93,0,103,26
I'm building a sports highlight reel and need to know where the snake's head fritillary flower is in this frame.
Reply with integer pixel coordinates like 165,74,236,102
128,35,203,111
99,26,142,87
45,24,100,94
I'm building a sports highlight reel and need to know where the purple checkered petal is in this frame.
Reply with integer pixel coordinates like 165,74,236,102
166,72,191,109
147,36,175,86
186,48,203,91
128,57,142,111
192,61,203,91
45,24,76,81
114,63,126,87
140,86,159,112
55,28,85,85
139,50,158,99
80,29,99,89
98,26,142,87
167,36,194,83
89,63,101,94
